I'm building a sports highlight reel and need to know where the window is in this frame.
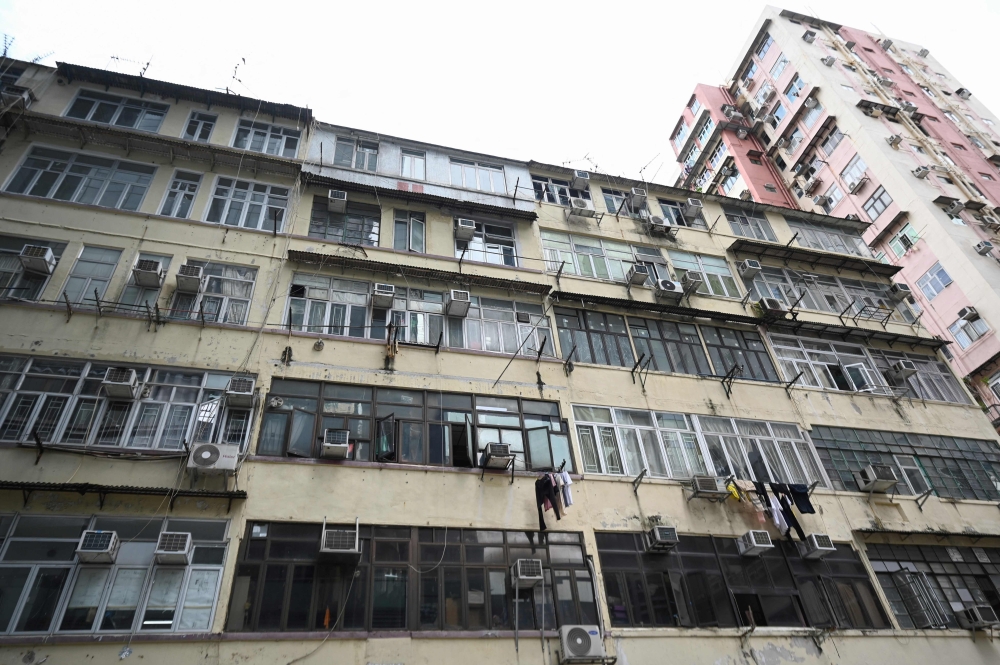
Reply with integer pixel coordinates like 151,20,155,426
887,224,919,257
65,90,168,133
6,147,155,212
688,97,702,115
169,261,256,325
159,171,201,219
602,188,645,218
985,118,995,127
863,186,893,221
119,253,171,312
770,334,888,394
205,178,288,232
628,319,711,377
770,53,789,79
554,309,635,369
911,144,926,154
393,211,425,253
840,84,854,92
309,197,380,246
229,524,593,633
944,111,959,123
541,232,663,283
682,146,701,170
450,160,505,194
741,62,758,83
667,251,740,298
61,246,121,307
659,199,706,229
755,33,773,58
455,220,516,267
840,154,868,191
786,218,869,257
749,267,910,323
950,316,990,349
724,206,777,242
0,236,66,301
951,142,967,151
532,175,591,206
700,328,779,382
967,135,986,149
821,126,844,155
819,184,843,213
287,274,369,338
182,112,216,142
673,121,689,147
444,297,553,359
784,75,805,103
696,118,715,145
720,168,741,195
0,67,23,86
938,176,954,185
233,119,300,158
0,515,227,636
400,149,425,180
868,348,968,404
920,85,936,98
802,102,824,128
981,172,994,181
350,141,378,172
769,103,787,129
0,355,252,449
811,425,1000,502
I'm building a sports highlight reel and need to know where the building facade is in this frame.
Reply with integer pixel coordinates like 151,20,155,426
0,34,999,665
671,6,1000,431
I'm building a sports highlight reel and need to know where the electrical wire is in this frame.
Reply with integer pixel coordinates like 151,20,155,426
285,558,362,665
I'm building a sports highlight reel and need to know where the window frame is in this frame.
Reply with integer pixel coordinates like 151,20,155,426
449,159,506,194
863,186,893,221
64,89,169,133
182,112,217,143
667,251,741,299
232,119,300,158
393,210,426,254
168,260,257,326
158,170,202,219
0,236,66,302
203,176,289,232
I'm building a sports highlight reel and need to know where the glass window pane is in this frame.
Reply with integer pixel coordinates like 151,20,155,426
141,569,184,630
177,569,220,631
16,568,70,632
60,567,110,631
101,568,147,631
0,568,30,632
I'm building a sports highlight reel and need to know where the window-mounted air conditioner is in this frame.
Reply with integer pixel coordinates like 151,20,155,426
455,218,477,240
226,376,255,408
567,198,596,219
802,30,816,43
900,101,918,114
132,259,164,288
481,442,514,469
327,189,347,213
848,177,867,195
758,297,788,317
630,187,647,208
917,48,929,58
570,170,590,190
626,264,650,286
981,215,1000,230
371,283,396,308
155,532,193,564
645,526,679,553
647,216,673,235
322,429,350,459
957,605,1000,629
744,77,756,92
813,195,831,206
737,530,774,556
956,88,972,100
863,107,883,119
515,311,530,324
888,283,912,300
18,245,56,275
103,368,139,399
886,134,903,147
76,530,120,563
804,97,818,109
889,359,918,380
899,234,915,250
511,559,544,588
945,200,965,216
681,271,704,291
845,214,861,221
738,259,761,280
739,189,753,202
654,279,683,303
958,306,980,321
691,475,730,498
878,77,895,88
187,442,240,473
857,463,898,492
684,198,704,219
774,138,788,149
802,533,836,560
975,240,994,255
559,626,605,661
175,264,205,293
320,518,360,557
724,108,744,122
820,56,835,67
803,177,821,194
880,39,893,51
446,289,471,316
912,166,930,179
763,113,777,126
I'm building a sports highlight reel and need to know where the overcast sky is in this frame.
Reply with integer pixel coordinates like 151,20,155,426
2,0,997,185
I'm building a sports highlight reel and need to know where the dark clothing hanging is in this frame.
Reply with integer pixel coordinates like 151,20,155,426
535,475,562,531
788,484,816,514
753,481,770,505
779,494,807,541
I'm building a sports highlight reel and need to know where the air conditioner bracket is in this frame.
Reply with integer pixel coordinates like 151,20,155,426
480,453,516,485
915,488,934,512
556,655,617,665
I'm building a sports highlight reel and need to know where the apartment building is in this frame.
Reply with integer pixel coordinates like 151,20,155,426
0,48,999,665
670,6,1000,432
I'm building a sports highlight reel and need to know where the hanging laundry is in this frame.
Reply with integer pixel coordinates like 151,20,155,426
788,484,816,514
779,494,807,541
560,470,574,508
726,481,741,501
768,494,788,535
752,480,770,505
534,474,562,531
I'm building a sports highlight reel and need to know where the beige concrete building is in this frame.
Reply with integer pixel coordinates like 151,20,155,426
0,51,999,665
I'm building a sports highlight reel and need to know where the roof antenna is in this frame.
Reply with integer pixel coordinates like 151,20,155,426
2,35,12,58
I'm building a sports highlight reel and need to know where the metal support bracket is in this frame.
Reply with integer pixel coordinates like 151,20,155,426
721,364,743,399
555,261,565,289
632,468,648,495
915,488,935,511
434,331,443,354
783,371,804,398
94,289,103,317
630,353,647,384
563,345,577,376
32,430,43,466
63,292,73,322
535,336,547,364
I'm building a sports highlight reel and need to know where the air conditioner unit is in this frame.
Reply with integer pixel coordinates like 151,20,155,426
647,216,674,236
774,138,788,149
654,279,683,302
813,195,830,206
803,178,821,194
132,259,163,288
626,263,650,286
187,442,240,473
18,245,56,275
738,259,762,279
975,240,994,255
154,532,193,564
900,101,918,114
804,97,818,109
889,359,918,380
802,533,836,560
175,264,205,293
912,166,931,179
848,177,867,194
225,376,255,407
567,198,596,218
320,518,360,557
691,475,730,497
321,429,350,459
630,187,647,208
739,189,753,201
570,170,590,190
455,218,477,240
888,283,912,300
76,530,120,563
956,88,972,100
945,201,965,215
878,77,895,88
899,234,915,250
683,198,703,218
511,559,544,588
880,39,893,51
481,442,514,469
737,530,774,556
762,113,777,126
725,108,745,122
371,283,396,308
645,526,679,553
821,56,836,66
982,215,1000,230
327,189,348,213
917,48,929,57
559,625,605,661
758,297,788,317
886,134,903,147
681,271,704,293
858,463,898,492
744,77,756,91
958,306,980,321
957,605,1000,629
102,368,139,399
802,30,816,43
516,312,531,324
845,214,861,221
445,289,471,316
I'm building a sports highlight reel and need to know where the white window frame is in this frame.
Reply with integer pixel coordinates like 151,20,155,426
118,252,171,313
61,246,122,307
450,159,506,194
64,89,169,133
393,210,426,253
169,261,257,326
950,317,990,349
784,75,804,102
667,250,740,298
840,154,868,190
159,170,202,219
203,176,288,232
0,236,65,302
454,219,517,267
182,112,217,143
400,149,425,180
286,273,369,337
231,119,300,158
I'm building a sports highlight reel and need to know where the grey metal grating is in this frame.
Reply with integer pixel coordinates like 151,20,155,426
157,532,190,553
80,531,115,551
323,529,355,551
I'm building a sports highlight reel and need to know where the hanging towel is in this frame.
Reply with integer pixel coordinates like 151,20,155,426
560,471,574,507
726,481,741,501
788,484,816,514
779,494,807,541
768,494,788,534
535,475,562,530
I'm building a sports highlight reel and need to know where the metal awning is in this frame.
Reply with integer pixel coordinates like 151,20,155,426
551,290,763,326
768,319,948,350
18,112,301,179
858,527,1000,540
788,115,838,172
779,9,842,30
56,62,312,124
302,172,537,222
867,210,909,246
0,480,247,512
728,238,902,277
288,249,551,295
856,99,901,118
